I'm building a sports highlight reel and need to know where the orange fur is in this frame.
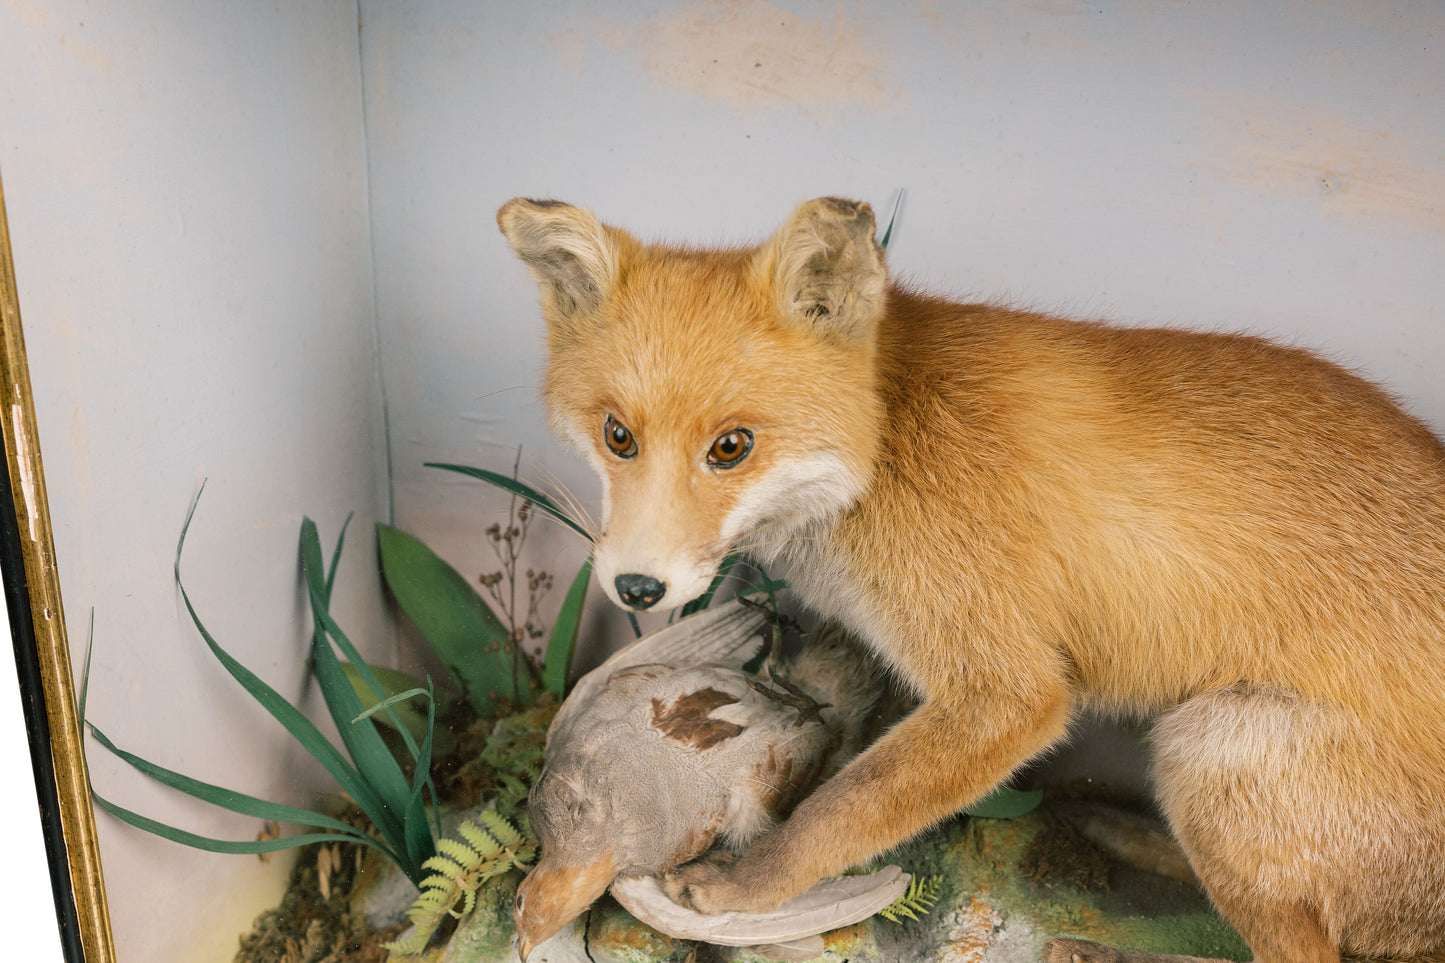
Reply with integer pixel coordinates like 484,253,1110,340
498,196,1445,963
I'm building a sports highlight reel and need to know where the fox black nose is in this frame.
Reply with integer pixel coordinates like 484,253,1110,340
615,574,666,610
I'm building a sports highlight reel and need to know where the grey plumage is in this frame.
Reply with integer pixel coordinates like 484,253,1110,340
513,598,889,959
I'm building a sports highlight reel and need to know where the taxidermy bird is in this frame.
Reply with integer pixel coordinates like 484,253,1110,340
513,597,894,960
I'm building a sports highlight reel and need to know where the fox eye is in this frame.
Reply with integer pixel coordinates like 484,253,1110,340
707,428,754,468
604,415,638,458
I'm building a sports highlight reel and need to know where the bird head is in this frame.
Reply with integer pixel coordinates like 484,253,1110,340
513,851,617,961
516,765,633,958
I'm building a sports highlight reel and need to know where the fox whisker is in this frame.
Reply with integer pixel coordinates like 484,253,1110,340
530,462,600,540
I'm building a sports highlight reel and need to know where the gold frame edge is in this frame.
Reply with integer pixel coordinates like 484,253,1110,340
0,168,117,962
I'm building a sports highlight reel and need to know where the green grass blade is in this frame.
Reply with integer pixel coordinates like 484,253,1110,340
173,492,390,829
300,521,414,848
346,665,428,726
964,786,1044,819
424,462,593,543
325,512,352,602
302,574,443,849
376,523,520,712
740,571,788,675
353,686,430,723
306,593,412,849
299,515,329,610
87,722,374,841
300,521,444,851
78,610,93,723
401,678,441,866
91,789,395,860
543,556,591,698
340,662,455,757
878,188,905,249
77,604,390,860
681,553,741,616
303,520,437,759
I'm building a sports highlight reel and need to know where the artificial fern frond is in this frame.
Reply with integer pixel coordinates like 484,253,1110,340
476,808,525,848
878,874,942,923
384,810,537,957
436,836,483,864
420,867,462,890
480,712,550,821
458,820,497,854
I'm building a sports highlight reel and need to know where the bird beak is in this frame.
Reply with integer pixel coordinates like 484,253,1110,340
514,851,617,961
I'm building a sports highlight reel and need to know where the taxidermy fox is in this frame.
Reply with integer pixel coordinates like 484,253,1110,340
498,195,1445,963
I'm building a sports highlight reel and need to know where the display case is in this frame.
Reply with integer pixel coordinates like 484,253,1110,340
2,3,1441,961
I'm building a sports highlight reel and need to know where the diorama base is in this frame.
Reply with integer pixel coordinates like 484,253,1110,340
238,794,1246,963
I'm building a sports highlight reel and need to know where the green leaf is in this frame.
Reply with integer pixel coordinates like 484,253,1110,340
376,523,517,712
82,610,389,859
964,786,1043,819
543,557,591,697
424,462,593,543
78,610,93,724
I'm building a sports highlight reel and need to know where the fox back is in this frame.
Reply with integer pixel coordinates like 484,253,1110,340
500,196,1445,721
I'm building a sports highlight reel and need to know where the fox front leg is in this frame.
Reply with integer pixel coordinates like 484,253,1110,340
663,683,1072,913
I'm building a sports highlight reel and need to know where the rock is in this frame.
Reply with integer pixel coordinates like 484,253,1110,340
499,915,591,963
350,847,421,932
885,808,1250,962
350,801,507,935
440,871,531,962
438,805,1249,962
445,893,693,963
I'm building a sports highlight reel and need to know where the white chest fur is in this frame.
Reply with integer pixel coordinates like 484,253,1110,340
756,519,910,685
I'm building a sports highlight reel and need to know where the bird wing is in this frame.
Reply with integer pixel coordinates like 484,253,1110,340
609,866,910,946
549,598,769,744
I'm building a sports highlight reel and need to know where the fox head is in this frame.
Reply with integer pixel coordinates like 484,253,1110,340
498,197,887,612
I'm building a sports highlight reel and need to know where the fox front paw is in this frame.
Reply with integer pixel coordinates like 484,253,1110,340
662,852,790,915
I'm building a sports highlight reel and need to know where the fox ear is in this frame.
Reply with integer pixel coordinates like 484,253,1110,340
498,198,622,319
766,197,887,341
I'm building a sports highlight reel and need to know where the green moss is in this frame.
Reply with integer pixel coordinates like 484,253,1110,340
438,870,525,962
1098,912,1249,958
589,899,693,962
906,812,1249,960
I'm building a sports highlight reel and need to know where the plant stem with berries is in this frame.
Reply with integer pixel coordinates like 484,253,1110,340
477,448,556,701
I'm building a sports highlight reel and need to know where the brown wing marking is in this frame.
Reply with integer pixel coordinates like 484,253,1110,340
651,687,745,750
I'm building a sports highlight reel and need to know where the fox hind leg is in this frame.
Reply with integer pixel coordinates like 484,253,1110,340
1145,683,1445,963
